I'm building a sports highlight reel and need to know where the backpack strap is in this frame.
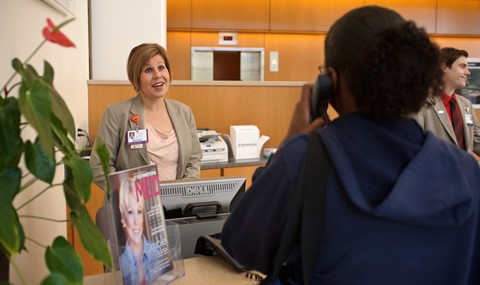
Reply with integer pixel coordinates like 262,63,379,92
262,131,330,285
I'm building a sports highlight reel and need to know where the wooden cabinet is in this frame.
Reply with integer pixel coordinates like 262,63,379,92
167,31,192,80
436,0,480,35
191,0,269,30
200,168,222,178
167,0,480,35
70,183,106,276
270,0,363,32
167,0,192,29
366,0,437,33
223,165,258,190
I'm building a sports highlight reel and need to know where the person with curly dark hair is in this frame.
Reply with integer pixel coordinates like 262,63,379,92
412,47,480,156
221,5,480,285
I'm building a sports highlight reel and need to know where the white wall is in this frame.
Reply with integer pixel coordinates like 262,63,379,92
0,0,89,283
1,0,167,282
90,0,167,80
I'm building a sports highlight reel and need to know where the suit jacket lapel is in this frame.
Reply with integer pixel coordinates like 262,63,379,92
456,96,471,149
433,96,457,143
165,99,188,175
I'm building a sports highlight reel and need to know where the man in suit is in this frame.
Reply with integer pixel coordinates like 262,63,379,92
413,47,480,157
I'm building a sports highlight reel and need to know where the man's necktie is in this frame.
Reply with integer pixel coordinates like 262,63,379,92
449,97,465,149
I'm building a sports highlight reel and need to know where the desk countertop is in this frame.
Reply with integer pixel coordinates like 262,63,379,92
201,157,268,170
84,255,263,285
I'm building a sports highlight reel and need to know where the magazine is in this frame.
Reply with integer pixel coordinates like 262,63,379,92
108,164,184,285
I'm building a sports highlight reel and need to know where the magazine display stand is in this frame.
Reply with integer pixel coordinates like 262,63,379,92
107,164,185,285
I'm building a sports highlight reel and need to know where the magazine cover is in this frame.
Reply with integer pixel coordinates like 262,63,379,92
108,164,183,285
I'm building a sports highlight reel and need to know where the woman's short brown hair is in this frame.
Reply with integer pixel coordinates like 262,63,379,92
127,43,172,93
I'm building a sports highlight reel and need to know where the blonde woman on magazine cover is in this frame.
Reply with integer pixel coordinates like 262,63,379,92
119,177,163,285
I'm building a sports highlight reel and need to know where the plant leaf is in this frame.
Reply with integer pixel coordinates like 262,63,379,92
24,138,55,184
18,79,54,159
40,272,69,285
24,64,40,83
0,168,25,257
43,60,54,85
96,141,112,199
50,112,75,155
63,155,92,204
63,170,81,212
71,206,113,270
0,199,24,257
0,97,23,170
0,167,21,203
44,236,82,285
42,61,76,140
50,87,76,141
11,58,23,72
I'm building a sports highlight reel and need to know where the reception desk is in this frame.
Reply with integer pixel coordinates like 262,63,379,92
84,255,264,285
70,157,267,277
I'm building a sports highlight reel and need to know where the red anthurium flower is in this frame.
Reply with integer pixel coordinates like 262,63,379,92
42,18,76,48
130,114,140,125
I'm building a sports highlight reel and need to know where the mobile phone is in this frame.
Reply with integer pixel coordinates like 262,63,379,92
311,74,334,121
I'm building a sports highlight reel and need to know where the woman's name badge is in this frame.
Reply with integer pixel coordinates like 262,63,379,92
127,129,148,149
465,114,473,125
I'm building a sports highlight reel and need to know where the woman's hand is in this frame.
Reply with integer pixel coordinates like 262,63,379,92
283,83,328,143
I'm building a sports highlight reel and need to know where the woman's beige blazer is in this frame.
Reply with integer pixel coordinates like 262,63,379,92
89,95,202,190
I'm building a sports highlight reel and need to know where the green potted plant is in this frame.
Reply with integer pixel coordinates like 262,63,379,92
0,18,112,284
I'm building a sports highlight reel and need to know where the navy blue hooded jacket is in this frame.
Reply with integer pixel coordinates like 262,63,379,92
221,112,480,285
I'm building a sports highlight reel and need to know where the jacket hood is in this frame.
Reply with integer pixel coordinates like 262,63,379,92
322,113,475,228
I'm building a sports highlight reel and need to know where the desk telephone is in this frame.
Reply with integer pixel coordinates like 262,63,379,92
195,233,247,272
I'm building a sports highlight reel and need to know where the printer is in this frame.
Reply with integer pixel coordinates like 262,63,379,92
197,130,228,163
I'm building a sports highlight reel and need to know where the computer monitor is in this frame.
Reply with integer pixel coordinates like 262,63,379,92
159,176,246,219
458,58,480,105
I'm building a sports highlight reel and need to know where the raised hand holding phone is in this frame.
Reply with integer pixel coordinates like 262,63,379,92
283,83,329,143
311,73,334,122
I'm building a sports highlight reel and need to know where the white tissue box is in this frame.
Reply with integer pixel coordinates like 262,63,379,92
230,125,260,159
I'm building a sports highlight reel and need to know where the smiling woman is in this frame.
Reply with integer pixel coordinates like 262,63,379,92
89,43,203,191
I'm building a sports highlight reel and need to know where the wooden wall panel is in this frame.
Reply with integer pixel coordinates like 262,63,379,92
366,0,437,33
431,36,480,58
191,0,269,30
167,0,192,29
190,32,265,47
167,31,192,80
200,168,222,178
270,0,363,32
224,166,258,189
88,83,303,149
437,0,480,35
167,32,480,82
167,3,480,81
264,33,325,81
